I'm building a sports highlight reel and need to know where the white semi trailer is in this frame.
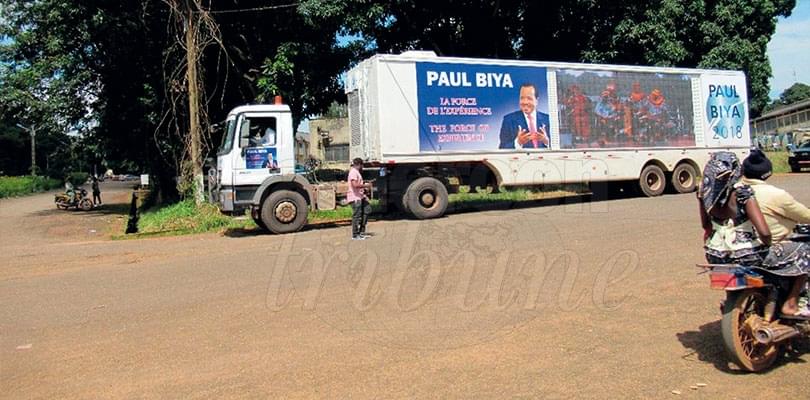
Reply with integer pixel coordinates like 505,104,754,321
213,52,752,233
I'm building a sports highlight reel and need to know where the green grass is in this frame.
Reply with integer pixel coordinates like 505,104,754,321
135,199,254,236
0,176,63,198
310,206,354,221
451,184,586,205
765,150,790,174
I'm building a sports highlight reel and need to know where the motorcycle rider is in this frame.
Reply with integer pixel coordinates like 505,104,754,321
741,149,810,317
697,152,808,318
64,179,76,201
698,152,772,268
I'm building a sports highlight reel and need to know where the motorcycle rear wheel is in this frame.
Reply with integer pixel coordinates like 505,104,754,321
721,289,779,372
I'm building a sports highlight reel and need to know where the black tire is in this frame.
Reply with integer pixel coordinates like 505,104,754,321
638,164,666,197
670,163,698,194
404,177,449,219
791,166,800,173
79,198,94,211
720,290,779,372
260,190,308,234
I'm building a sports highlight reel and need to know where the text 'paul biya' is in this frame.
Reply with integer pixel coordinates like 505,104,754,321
425,71,514,88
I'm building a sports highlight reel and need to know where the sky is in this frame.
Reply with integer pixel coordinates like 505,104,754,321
767,0,810,98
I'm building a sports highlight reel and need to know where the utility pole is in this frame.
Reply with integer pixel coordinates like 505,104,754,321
16,123,36,176
185,0,204,204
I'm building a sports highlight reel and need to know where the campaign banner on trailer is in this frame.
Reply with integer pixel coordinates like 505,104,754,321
555,69,696,149
245,147,278,170
701,75,749,147
416,62,549,152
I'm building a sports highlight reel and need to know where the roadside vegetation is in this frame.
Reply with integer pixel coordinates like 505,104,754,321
125,185,586,237
766,150,790,174
0,176,62,198
131,199,253,237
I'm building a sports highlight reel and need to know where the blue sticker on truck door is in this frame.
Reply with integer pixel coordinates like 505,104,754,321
245,147,278,169
416,62,549,152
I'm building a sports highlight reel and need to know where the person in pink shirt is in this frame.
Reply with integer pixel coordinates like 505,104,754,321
348,158,371,240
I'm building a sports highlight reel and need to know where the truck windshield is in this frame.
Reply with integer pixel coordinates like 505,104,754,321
218,119,236,154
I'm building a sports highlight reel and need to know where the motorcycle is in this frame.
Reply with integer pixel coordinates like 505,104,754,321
698,224,810,372
55,187,94,211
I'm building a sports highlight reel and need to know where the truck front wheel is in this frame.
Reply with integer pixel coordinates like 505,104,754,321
404,177,448,219
260,190,308,234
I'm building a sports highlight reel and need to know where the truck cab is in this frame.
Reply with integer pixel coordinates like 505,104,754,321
214,102,341,234
215,104,296,213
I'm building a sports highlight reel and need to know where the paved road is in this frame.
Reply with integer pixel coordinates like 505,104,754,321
1,176,809,399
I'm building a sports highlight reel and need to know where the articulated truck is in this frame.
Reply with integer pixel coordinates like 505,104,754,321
213,51,752,234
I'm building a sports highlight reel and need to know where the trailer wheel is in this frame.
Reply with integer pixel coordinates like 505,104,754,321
260,190,308,234
404,177,448,219
638,165,665,197
671,163,698,194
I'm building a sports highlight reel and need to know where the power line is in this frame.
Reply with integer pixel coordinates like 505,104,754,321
200,3,299,14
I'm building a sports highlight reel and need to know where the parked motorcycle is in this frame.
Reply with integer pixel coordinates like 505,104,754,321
698,224,810,372
55,187,94,211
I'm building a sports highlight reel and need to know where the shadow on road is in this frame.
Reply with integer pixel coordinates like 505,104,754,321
676,320,741,374
220,187,683,237
30,202,131,217
390,185,661,219
223,219,353,238
446,193,592,216
677,319,808,373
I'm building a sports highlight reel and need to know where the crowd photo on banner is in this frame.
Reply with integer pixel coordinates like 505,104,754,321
555,70,696,149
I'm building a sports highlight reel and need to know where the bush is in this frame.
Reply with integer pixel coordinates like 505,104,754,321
66,172,90,187
0,176,63,198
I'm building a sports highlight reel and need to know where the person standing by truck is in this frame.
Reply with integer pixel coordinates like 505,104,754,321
348,158,371,240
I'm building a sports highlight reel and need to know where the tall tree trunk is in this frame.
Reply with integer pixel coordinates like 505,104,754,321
185,1,204,204
29,126,37,176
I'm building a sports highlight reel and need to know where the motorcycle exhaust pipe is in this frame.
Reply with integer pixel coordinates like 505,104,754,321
753,323,801,345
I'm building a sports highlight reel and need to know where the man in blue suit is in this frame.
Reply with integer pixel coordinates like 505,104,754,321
499,83,550,149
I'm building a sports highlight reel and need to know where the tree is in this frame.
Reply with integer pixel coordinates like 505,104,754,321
0,0,97,177
0,0,169,183
1,0,371,198
303,0,794,117
199,1,367,134
763,82,810,113
778,82,810,105
1,0,797,192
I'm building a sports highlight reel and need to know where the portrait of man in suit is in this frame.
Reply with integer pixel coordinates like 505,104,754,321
498,83,550,149
262,151,278,169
